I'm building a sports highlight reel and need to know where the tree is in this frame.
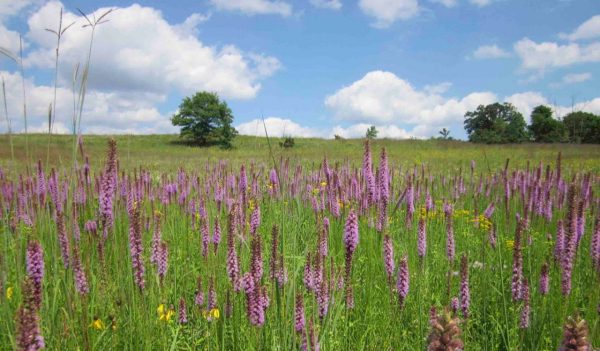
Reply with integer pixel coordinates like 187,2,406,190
366,126,378,139
464,102,529,143
563,111,600,144
438,128,451,140
528,105,565,143
171,92,237,148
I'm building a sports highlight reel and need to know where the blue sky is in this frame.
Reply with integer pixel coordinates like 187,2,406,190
1,0,599,139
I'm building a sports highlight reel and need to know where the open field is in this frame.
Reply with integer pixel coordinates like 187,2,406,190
0,135,599,350
1,134,600,172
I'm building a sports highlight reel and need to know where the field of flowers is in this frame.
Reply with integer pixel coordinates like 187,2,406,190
0,138,598,350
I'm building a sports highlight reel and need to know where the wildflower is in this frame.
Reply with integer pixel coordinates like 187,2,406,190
157,304,175,322
6,286,13,300
343,209,359,255
203,308,220,321
505,240,515,250
417,217,427,258
383,235,395,283
178,297,188,324
396,255,409,308
539,262,549,295
89,317,105,330
559,315,590,351
295,293,305,333
427,307,464,351
25,241,44,308
519,279,530,329
460,254,470,319
15,278,45,351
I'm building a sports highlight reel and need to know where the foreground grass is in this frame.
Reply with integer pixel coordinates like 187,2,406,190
0,135,599,350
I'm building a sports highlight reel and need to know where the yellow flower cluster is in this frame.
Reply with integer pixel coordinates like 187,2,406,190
157,304,175,322
89,318,105,330
203,308,220,321
472,214,493,231
6,286,13,300
505,240,515,250
419,206,440,220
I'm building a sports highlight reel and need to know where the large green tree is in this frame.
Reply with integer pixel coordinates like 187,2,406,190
171,92,237,148
562,111,600,144
464,102,529,143
528,105,566,143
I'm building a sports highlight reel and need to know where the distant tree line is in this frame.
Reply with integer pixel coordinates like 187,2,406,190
463,102,600,144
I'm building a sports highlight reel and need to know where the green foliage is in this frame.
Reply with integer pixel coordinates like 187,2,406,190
563,111,600,144
366,125,378,139
279,135,295,148
464,102,529,143
438,128,451,140
171,92,238,149
528,105,566,143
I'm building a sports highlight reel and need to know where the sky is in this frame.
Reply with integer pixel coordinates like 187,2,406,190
0,0,599,140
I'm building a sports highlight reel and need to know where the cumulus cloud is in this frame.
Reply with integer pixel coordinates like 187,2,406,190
0,70,177,134
310,0,342,10
210,0,293,17
514,37,600,72
173,12,211,37
236,117,323,137
324,71,496,129
560,15,600,41
323,70,600,137
331,123,418,138
471,44,510,59
0,24,21,58
358,0,419,28
24,2,281,100
0,0,42,19
235,118,422,139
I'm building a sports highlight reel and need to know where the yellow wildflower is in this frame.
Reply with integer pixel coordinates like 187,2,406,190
89,318,105,330
505,240,515,250
6,286,13,300
320,181,327,187
203,308,220,321
157,304,175,322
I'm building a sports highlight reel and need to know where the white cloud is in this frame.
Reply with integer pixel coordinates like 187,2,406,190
324,71,496,131
562,72,592,84
471,44,510,59
331,123,418,139
173,12,211,37
0,24,21,59
310,0,342,10
323,71,600,137
0,0,42,19
24,2,281,100
514,37,600,72
236,117,322,137
504,92,549,122
236,118,421,139
424,82,452,94
560,15,600,41
210,0,292,17
550,72,592,87
358,0,419,28
430,0,457,8
0,69,178,135
469,0,493,7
